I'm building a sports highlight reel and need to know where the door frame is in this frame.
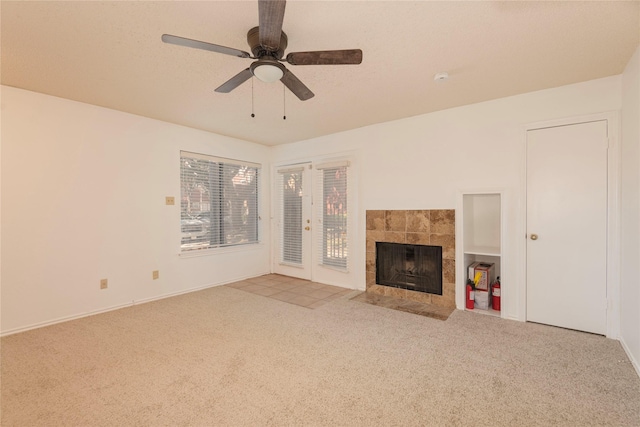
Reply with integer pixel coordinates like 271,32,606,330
519,112,620,338
270,151,360,288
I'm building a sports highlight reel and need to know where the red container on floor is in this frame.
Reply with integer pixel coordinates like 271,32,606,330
466,283,475,310
492,281,501,311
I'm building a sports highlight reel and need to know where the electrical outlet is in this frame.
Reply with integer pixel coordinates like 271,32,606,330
100,279,108,290
152,270,159,280
165,196,175,205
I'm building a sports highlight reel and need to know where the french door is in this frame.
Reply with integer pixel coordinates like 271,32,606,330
273,160,351,284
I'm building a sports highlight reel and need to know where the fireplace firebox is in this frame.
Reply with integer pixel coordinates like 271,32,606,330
375,242,443,295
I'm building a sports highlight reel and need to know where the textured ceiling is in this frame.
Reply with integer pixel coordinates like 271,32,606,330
2,1,639,146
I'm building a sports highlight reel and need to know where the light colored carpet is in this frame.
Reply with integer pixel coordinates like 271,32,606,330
2,285,639,426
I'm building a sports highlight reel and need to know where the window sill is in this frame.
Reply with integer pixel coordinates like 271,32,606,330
179,242,264,258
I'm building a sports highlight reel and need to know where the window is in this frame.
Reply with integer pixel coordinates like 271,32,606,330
180,151,260,252
316,161,349,270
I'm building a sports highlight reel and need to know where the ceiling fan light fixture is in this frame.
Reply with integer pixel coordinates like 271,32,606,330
251,62,284,83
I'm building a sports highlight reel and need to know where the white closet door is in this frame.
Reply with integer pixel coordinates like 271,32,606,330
526,120,608,335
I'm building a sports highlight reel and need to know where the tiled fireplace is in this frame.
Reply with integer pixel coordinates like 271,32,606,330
366,210,455,309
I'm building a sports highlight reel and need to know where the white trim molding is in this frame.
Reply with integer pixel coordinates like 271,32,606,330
620,336,640,378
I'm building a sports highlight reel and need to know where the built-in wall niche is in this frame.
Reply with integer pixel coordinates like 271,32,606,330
462,192,502,317
463,193,501,255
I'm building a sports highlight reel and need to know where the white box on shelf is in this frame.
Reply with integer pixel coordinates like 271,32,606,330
474,289,490,310
468,262,482,282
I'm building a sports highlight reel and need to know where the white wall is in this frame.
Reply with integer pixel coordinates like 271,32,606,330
272,76,622,322
1,86,271,334
2,72,632,339
620,45,640,374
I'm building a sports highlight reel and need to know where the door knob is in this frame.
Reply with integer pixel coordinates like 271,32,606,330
305,226,310,231
530,234,538,240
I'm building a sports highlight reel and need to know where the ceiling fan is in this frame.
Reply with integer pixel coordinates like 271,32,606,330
162,0,362,101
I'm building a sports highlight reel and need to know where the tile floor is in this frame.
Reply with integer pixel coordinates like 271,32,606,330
226,274,455,320
225,274,354,309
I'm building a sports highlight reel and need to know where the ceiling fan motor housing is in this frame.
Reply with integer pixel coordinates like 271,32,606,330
247,26,288,59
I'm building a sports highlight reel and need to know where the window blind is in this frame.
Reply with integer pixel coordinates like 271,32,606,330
316,163,349,270
278,168,304,265
180,152,259,251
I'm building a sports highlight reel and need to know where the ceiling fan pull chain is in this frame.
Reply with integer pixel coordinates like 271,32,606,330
283,85,287,120
251,78,255,118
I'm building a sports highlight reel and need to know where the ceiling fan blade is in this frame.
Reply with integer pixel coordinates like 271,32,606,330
286,49,363,66
281,69,314,101
215,68,253,93
162,34,251,58
258,0,286,51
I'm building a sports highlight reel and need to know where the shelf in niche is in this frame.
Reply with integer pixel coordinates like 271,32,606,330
466,307,501,317
463,246,501,257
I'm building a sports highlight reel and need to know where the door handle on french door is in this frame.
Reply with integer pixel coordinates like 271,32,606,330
305,226,310,231
530,234,538,240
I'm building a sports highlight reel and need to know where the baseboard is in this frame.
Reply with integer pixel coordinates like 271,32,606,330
0,272,270,337
132,272,269,305
620,335,640,378
0,302,134,337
